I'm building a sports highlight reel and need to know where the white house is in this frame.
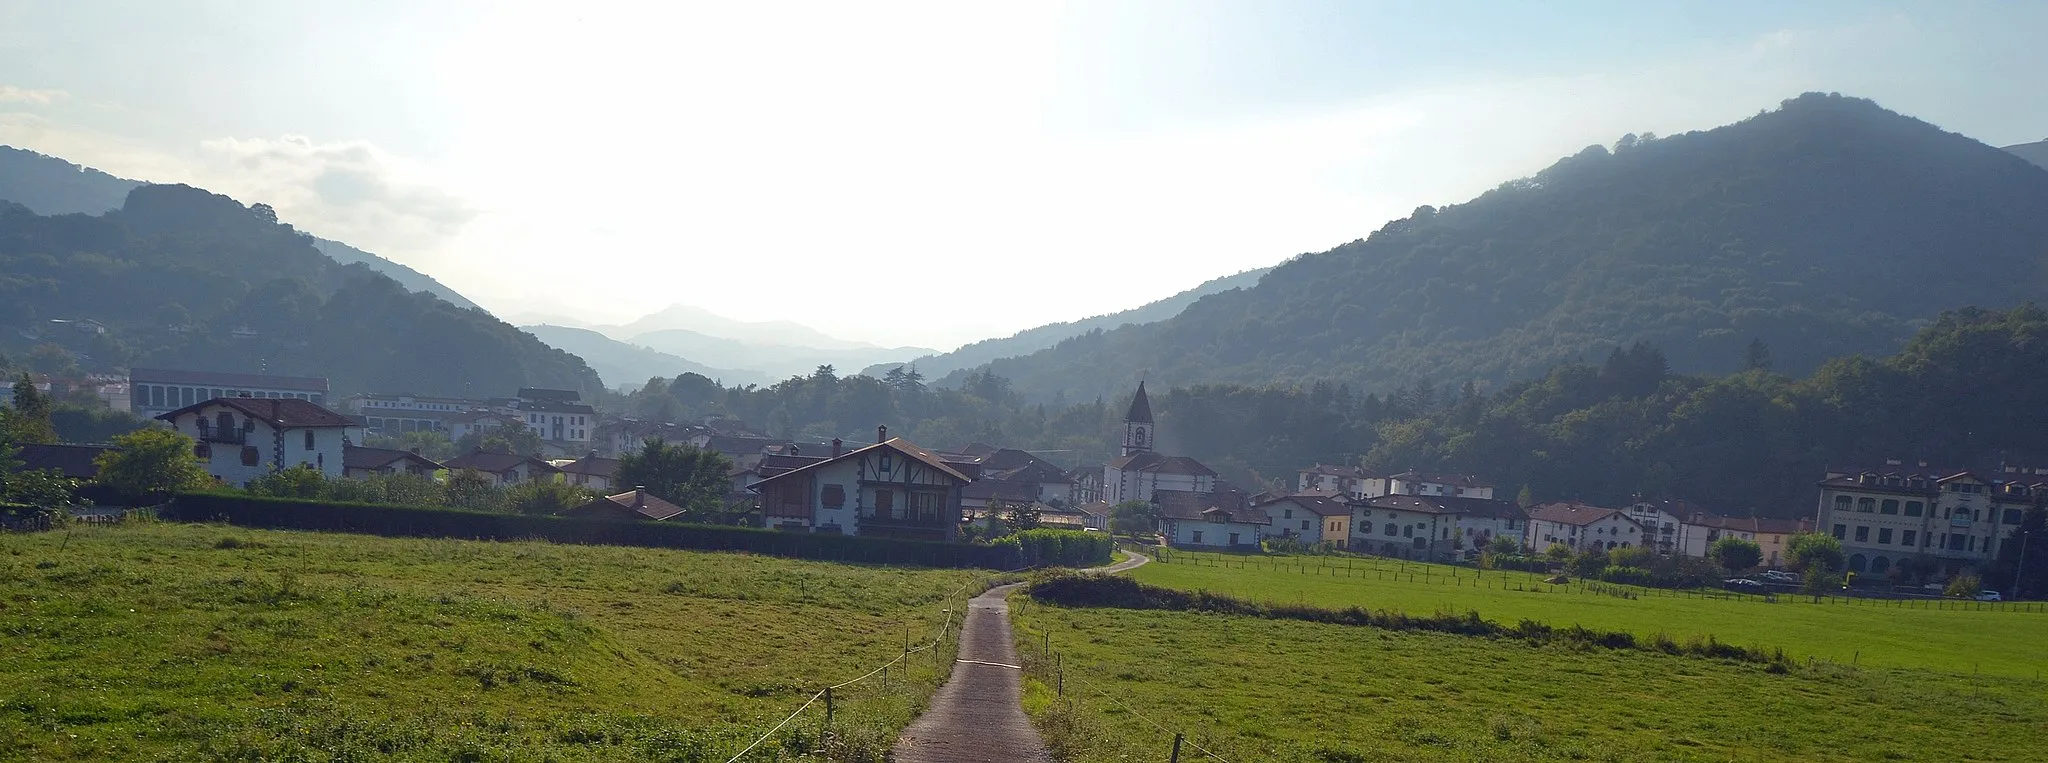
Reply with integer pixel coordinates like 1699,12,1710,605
1296,464,1368,499
557,454,620,492
1621,502,1687,556
158,397,356,485
341,445,444,480
1258,493,1353,547
1371,471,1496,500
443,450,563,486
1678,512,1812,568
1813,462,2046,579
1525,502,1643,553
1432,496,1528,552
1102,384,1219,504
749,431,971,541
514,388,596,448
1354,496,1463,561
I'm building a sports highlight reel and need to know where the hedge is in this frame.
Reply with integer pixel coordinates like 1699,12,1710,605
161,493,1119,570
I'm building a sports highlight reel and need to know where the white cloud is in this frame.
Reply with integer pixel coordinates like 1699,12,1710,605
195,135,478,258
0,85,66,104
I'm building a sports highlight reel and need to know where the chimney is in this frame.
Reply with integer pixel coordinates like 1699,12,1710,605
790,444,801,456
831,438,843,457
876,425,888,443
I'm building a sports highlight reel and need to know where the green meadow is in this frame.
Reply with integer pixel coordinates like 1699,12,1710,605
0,521,988,761
1010,604,2048,763
1130,550,2048,676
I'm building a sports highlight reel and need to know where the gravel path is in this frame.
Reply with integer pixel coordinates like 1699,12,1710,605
890,551,1149,762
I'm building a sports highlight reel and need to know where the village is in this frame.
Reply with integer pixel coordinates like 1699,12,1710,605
10,367,2035,598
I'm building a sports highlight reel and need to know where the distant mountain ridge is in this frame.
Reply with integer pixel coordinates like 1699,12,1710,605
0,145,485,312
956,93,2048,403
596,303,888,351
2008,139,2048,170
625,327,934,383
519,324,771,390
863,267,1271,380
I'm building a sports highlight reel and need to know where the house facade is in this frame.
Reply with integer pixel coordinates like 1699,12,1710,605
341,445,444,479
1814,462,2046,577
1372,471,1496,500
750,433,970,541
1621,502,1685,556
1434,496,1527,552
158,397,355,485
1354,495,1462,561
1258,494,1352,547
1296,464,1368,500
1525,502,1643,553
1678,512,1812,568
557,454,620,492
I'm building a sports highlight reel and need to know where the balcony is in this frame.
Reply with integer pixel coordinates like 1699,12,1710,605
196,426,248,445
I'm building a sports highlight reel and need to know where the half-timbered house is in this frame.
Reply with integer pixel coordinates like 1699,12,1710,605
748,428,971,542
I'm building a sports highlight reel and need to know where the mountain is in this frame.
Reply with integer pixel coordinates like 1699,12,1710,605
598,303,880,351
2008,139,2048,170
0,183,602,396
0,145,488,314
519,324,771,390
627,328,934,382
862,267,1271,379
953,93,2048,402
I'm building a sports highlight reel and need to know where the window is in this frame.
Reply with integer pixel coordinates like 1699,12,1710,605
194,443,210,459
1905,501,1924,517
1831,524,1846,539
821,484,845,508
1413,537,1428,550
1949,534,1966,551
1878,528,1893,544
1901,530,1916,547
1228,532,1240,545
880,453,894,472
1880,499,1898,515
1384,523,1397,536
1301,520,1311,531
1403,525,1414,538
1284,509,1293,519
2005,509,2025,525
304,431,316,450
1856,498,1875,513
1854,526,1869,542
910,492,943,521
874,489,894,518
1832,495,1852,512
241,446,260,466
1192,530,1204,544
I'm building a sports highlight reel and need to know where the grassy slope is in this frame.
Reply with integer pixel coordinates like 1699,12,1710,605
1130,552,2048,676
0,522,984,761
1010,605,2048,763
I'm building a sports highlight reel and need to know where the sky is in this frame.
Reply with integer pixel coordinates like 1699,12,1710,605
3,1,2046,350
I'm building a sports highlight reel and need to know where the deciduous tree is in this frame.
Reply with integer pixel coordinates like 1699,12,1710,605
94,428,213,497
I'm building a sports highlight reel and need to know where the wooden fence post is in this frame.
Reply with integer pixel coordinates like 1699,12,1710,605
1170,732,1184,762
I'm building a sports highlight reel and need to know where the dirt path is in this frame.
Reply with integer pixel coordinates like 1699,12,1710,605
890,551,1148,762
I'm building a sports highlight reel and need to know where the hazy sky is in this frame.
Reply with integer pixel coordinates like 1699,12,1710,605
3,1,2045,350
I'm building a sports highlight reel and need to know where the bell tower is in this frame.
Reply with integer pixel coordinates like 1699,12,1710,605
1121,381,1154,457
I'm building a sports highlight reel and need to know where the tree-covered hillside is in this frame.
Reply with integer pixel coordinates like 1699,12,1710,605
0,185,601,396
960,93,2048,403
2008,139,2048,170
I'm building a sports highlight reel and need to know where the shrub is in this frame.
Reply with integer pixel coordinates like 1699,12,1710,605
990,529,1112,568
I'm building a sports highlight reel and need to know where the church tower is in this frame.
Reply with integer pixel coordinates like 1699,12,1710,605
1121,381,1154,457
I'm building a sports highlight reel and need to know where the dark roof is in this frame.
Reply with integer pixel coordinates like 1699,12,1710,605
748,437,973,489
751,453,827,477
1125,381,1153,424
564,489,686,521
15,443,112,479
558,456,619,477
130,367,328,392
1527,502,1633,526
962,480,1040,502
157,397,357,428
1430,496,1528,520
342,445,445,472
1155,488,1265,524
1104,451,1215,477
1363,495,1467,516
1106,451,1165,471
1299,463,1365,478
1684,513,1809,535
516,399,596,414
1258,494,1352,517
517,388,582,401
444,450,561,475
956,442,1000,457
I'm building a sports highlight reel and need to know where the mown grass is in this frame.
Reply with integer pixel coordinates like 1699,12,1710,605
1131,551,2048,676
0,521,988,761
1011,603,2048,763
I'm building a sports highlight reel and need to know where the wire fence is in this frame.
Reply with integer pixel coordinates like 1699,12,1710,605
1012,615,1232,763
1146,547,2048,613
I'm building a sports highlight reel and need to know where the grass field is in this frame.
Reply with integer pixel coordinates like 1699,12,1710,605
1,521,990,761
1130,550,2048,677
1010,603,2048,763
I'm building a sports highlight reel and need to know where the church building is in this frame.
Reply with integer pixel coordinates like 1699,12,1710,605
1100,382,1268,548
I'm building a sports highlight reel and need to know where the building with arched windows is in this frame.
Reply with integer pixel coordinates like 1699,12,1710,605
1814,461,2047,580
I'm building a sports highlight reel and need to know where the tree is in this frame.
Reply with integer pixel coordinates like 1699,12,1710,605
365,429,457,461
1987,507,2048,599
442,469,507,511
1944,574,1983,599
1568,549,1609,578
247,465,329,499
999,499,1042,532
1486,535,1520,556
4,468,78,508
1707,536,1764,575
615,438,735,517
26,344,78,378
95,428,214,497
1743,338,1773,372
2,373,58,445
458,422,542,457
507,481,593,516
1109,499,1157,537
1785,532,1846,574
1608,544,1653,569
250,202,278,224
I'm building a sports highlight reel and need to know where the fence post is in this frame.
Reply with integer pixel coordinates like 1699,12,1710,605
1056,653,1064,697
1170,733,1184,763
824,686,835,735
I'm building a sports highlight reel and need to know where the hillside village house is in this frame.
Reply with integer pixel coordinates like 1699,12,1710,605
1526,502,1644,553
158,397,356,485
1621,502,1687,556
1426,496,1528,551
1677,512,1812,567
1374,471,1496,500
1356,495,1463,561
556,454,620,492
563,489,687,521
444,450,562,485
341,445,444,479
749,429,971,541
1155,484,1266,549
131,367,329,420
1296,464,1368,499
1814,462,2047,577
515,388,596,449
1258,493,1352,547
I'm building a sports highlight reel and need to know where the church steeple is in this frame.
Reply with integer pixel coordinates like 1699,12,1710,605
1122,381,1153,456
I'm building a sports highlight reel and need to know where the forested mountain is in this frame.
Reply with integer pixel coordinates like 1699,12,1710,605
958,94,2048,403
862,266,1272,380
519,324,770,390
2009,139,2048,170
0,184,601,396
611,305,2048,518
0,145,486,312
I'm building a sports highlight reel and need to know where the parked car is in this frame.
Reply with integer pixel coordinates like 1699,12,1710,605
1723,578,1765,590
1921,582,1946,593
1761,570,1798,583
1975,590,2003,602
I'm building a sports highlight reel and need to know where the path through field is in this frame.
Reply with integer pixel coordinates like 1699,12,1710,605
891,551,1148,762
